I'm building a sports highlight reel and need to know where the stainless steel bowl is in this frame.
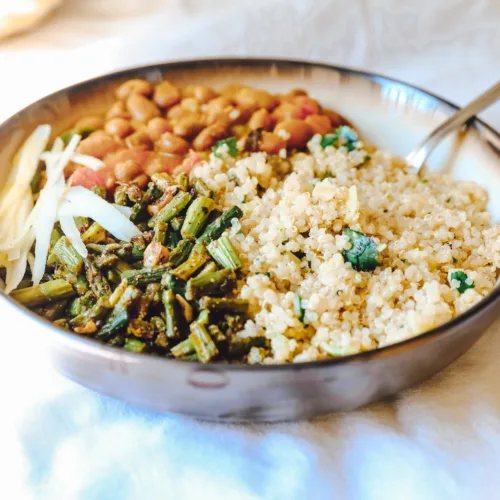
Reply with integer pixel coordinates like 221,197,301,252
1,58,499,422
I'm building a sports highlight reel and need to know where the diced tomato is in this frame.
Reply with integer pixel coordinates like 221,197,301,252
70,165,115,189
292,96,319,117
175,151,202,175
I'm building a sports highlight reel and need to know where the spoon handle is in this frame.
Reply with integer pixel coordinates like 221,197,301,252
407,81,500,172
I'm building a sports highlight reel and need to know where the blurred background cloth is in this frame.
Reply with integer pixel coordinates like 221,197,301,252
0,0,63,39
0,1,500,499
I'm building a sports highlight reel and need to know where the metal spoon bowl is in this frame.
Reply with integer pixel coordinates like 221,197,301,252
406,81,500,172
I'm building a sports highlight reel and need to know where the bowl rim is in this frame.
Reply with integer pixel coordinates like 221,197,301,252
1,56,499,373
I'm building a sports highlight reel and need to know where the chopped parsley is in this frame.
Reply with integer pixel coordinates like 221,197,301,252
320,126,359,151
342,229,381,271
448,270,475,294
421,179,429,184
294,294,306,323
213,137,238,159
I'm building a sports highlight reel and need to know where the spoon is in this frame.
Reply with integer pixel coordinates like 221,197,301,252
406,81,500,173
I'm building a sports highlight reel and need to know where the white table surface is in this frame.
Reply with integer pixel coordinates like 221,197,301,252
1,1,500,499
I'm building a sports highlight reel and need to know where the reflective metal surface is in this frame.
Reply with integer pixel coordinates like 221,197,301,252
1,59,499,422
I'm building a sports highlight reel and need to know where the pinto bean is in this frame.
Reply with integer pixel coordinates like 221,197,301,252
219,83,246,99
166,104,187,120
115,160,142,183
156,132,190,155
272,102,304,121
74,116,104,131
105,118,134,138
248,108,274,131
305,114,332,135
132,174,150,188
258,131,286,154
180,97,201,113
192,123,228,151
274,119,314,149
77,131,122,159
204,96,234,116
292,95,320,117
116,79,153,100
144,154,183,176
106,101,131,120
125,131,153,151
289,88,308,97
126,94,160,122
153,81,181,108
147,117,173,140
234,88,278,111
182,85,218,103
172,113,205,139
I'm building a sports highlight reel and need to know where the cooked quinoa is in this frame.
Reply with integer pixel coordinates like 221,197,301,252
193,137,500,363
3,78,499,364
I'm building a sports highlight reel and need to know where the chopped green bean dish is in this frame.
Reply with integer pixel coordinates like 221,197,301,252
2,79,500,364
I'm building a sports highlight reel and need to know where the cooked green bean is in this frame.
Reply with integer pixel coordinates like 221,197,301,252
168,239,195,268
11,279,75,307
48,236,83,274
170,216,184,232
193,178,213,198
153,221,168,244
162,289,181,341
84,259,112,297
198,206,243,244
185,268,236,300
149,191,192,227
170,338,195,358
161,273,186,296
197,261,219,277
171,242,210,281
181,196,215,239
124,338,146,353
189,322,219,363
199,297,249,313
122,264,170,287
82,222,106,244
97,286,141,340
207,235,242,269
175,173,189,190
151,172,173,190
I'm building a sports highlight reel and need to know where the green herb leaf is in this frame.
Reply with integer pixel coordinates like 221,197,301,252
213,137,238,159
294,294,306,323
342,229,381,271
448,270,475,294
320,126,359,150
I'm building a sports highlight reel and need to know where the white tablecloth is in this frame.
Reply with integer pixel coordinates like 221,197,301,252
1,1,500,498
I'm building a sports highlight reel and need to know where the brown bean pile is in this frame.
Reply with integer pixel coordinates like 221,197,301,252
69,79,349,187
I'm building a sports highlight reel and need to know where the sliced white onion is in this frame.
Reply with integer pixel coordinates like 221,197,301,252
5,228,35,294
51,137,64,153
32,186,64,284
59,214,88,258
40,151,104,171
46,134,81,188
112,204,133,218
60,186,141,242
